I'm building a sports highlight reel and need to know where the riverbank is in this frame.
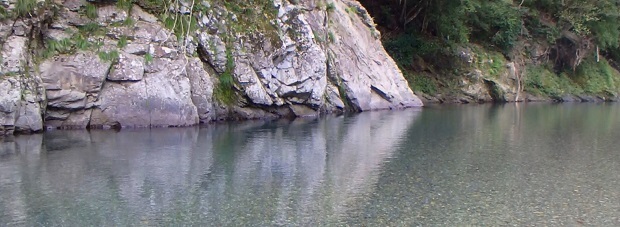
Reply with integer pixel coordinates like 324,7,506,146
0,0,422,137
357,1,620,106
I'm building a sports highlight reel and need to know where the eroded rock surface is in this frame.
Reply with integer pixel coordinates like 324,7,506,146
0,0,422,135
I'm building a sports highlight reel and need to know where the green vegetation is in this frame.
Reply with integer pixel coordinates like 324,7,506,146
360,0,620,99
98,50,120,62
40,32,100,60
145,52,154,64
15,0,37,17
326,2,336,12
574,59,620,95
524,65,582,98
78,22,105,36
214,47,237,105
162,14,197,42
116,0,134,12
0,6,8,20
117,36,128,48
84,3,98,19
409,74,436,94
328,31,335,43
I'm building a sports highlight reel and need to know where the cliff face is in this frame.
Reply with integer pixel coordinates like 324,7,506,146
0,0,422,136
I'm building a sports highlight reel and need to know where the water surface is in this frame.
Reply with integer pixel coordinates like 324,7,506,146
1,104,620,225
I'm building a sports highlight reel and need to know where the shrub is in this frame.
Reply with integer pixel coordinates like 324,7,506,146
15,0,37,17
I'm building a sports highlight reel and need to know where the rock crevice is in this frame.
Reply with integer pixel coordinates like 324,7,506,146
0,0,422,135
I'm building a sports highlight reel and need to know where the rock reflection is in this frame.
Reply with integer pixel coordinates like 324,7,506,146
0,110,420,225
2,104,620,225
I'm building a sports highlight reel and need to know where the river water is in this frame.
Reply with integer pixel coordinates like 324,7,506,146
1,104,620,226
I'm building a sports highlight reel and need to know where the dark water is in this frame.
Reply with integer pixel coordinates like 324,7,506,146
1,104,620,226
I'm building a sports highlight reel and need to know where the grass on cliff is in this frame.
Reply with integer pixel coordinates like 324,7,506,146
524,65,583,98
214,47,237,105
15,0,37,17
524,58,620,98
573,58,620,95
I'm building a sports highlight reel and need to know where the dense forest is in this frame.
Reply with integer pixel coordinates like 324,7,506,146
359,0,620,101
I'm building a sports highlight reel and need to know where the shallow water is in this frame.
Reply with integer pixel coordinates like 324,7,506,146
1,104,620,226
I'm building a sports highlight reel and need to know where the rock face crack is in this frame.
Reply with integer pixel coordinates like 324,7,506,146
1,0,422,134
370,85,392,102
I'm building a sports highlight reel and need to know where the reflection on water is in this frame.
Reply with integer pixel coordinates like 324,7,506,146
1,104,620,225
0,110,419,226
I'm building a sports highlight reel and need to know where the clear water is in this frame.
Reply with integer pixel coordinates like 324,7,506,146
1,104,620,226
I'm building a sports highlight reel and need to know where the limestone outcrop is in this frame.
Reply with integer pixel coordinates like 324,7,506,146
0,0,422,135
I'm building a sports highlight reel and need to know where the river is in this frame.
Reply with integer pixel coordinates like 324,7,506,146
1,104,619,226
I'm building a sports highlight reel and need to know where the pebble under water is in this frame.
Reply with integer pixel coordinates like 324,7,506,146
1,103,620,226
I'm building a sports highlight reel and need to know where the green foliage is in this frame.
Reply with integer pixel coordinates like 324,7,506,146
74,35,90,50
79,22,105,36
523,9,561,44
220,0,278,37
162,14,198,42
573,58,620,94
116,0,134,11
98,50,120,62
42,38,74,58
15,0,37,17
383,33,442,69
328,31,335,43
117,36,128,48
472,47,506,78
326,2,336,12
524,65,583,97
523,0,620,49
214,47,237,105
84,3,98,19
0,6,9,20
144,52,154,63
468,1,522,52
590,17,620,49
135,0,167,15
408,74,437,94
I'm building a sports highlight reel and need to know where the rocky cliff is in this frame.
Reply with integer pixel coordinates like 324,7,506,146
0,0,422,136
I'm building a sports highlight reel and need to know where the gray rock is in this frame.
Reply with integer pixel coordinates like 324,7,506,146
14,99,44,133
320,0,422,110
131,6,158,23
187,58,215,122
2,0,425,134
561,95,581,102
96,5,128,25
0,78,20,136
1,36,28,73
39,52,111,128
92,58,199,128
235,60,274,106
108,52,145,81
63,0,84,11
289,104,318,117
40,52,110,93
123,43,149,55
